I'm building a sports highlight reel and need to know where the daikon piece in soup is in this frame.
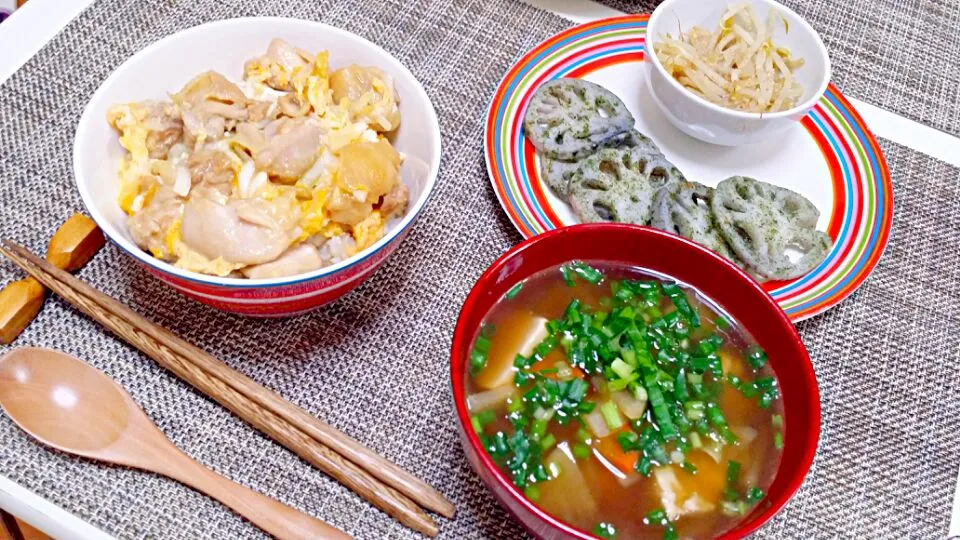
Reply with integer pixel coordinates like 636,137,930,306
464,262,784,539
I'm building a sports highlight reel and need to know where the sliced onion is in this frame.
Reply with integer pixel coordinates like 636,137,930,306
466,384,515,413
611,390,647,420
584,409,611,439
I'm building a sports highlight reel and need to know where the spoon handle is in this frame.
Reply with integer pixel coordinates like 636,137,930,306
161,447,351,540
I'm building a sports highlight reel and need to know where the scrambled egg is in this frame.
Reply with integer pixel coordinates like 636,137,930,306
110,42,401,278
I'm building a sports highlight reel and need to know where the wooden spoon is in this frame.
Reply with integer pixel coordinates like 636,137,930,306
0,348,350,540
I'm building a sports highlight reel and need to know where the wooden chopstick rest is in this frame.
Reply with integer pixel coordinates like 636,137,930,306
0,214,105,344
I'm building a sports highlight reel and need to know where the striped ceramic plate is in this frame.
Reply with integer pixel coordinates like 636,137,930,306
484,14,893,321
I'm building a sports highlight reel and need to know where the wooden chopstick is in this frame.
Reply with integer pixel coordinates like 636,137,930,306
0,240,449,536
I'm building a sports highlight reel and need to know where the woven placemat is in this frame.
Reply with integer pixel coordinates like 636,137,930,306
596,0,960,139
0,0,958,538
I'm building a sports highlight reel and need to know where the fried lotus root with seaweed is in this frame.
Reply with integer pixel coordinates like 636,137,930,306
712,176,833,281
523,78,634,161
651,181,741,264
540,130,664,199
568,146,675,224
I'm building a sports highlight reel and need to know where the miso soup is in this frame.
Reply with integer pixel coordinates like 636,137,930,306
464,262,784,539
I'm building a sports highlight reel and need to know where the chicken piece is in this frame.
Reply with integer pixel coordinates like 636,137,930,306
326,139,402,225
241,244,324,279
128,181,183,260
107,101,184,160
172,71,249,146
247,100,276,123
330,65,401,132
378,182,409,218
187,149,236,197
138,102,183,159
233,121,268,155
254,118,324,183
180,195,300,266
277,93,310,118
244,39,312,91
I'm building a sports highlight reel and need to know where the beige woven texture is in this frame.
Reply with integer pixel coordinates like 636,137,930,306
0,0,958,538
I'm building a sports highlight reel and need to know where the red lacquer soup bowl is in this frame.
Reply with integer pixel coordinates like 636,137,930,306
450,223,820,539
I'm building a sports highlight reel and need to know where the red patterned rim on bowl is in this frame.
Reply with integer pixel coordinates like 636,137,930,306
451,223,821,539
483,14,894,322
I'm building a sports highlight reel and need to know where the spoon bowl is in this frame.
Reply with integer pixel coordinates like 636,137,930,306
0,348,129,453
0,347,349,540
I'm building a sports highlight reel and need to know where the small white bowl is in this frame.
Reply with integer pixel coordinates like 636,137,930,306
645,0,830,146
74,18,441,316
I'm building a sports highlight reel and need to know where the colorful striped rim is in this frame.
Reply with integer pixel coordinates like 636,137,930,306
484,14,893,322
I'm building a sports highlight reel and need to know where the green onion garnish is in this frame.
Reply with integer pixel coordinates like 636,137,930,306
540,434,556,452
747,487,765,504
726,460,741,487
572,442,591,460
570,261,604,285
524,484,540,501
600,401,624,430
774,431,784,450
505,282,523,300
748,348,768,369
593,522,617,539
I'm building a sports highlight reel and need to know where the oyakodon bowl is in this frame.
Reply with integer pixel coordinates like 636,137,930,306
74,18,440,316
450,224,820,539
645,0,830,146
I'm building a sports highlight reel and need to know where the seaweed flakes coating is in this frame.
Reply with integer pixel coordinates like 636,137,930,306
568,146,677,224
540,130,664,200
712,176,833,281
523,78,634,161
650,181,743,266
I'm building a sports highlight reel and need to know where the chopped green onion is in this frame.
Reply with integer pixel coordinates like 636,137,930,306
570,261,604,285
560,265,576,286
573,442,591,460
469,349,487,376
774,431,784,450
715,316,730,329
531,418,548,440
540,434,556,452
576,427,592,443
680,460,698,474
684,400,706,421
610,358,635,380
747,487,765,504
507,398,523,414
748,348,768,369
505,282,523,300
645,508,667,525
759,386,780,408
600,401,624,430
617,430,639,451
726,460,741,487
477,410,496,426
524,484,540,501
721,500,746,517
593,522,617,539
707,403,738,444
470,416,483,434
